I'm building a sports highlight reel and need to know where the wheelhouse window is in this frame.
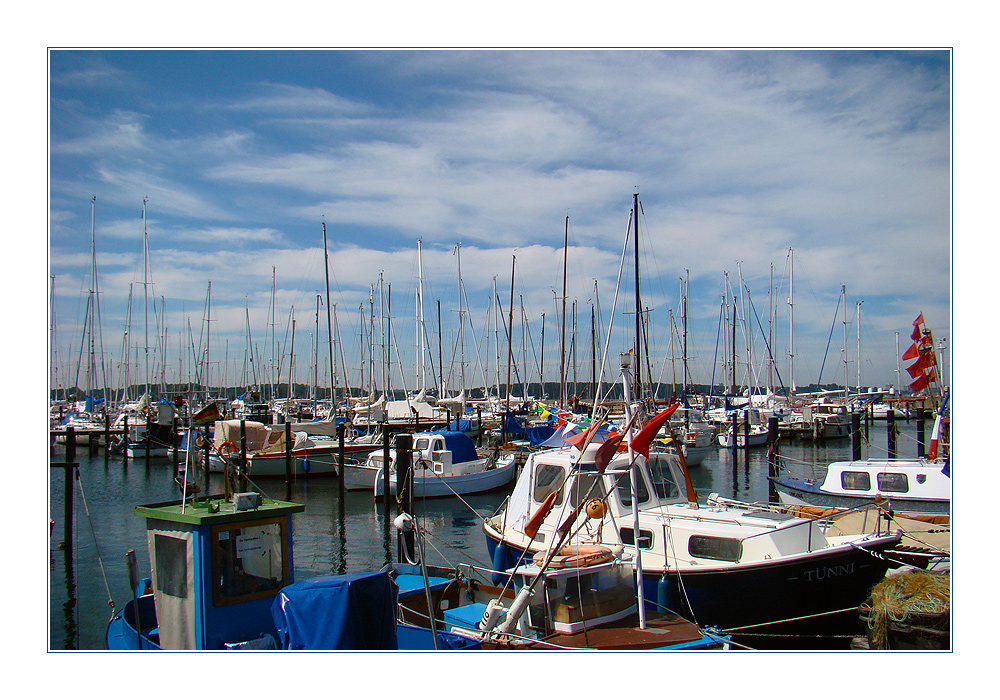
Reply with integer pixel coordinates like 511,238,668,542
212,517,288,607
620,527,654,549
414,438,430,451
840,471,872,491
689,535,742,562
614,469,650,507
153,534,188,598
647,454,683,501
877,472,909,493
533,463,566,506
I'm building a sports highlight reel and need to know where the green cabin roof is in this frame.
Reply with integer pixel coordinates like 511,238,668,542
134,495,304,526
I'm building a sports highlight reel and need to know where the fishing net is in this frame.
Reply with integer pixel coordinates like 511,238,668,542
861,570,950,649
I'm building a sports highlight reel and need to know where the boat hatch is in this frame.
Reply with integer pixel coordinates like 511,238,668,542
743,510,795,522
516,560,638,635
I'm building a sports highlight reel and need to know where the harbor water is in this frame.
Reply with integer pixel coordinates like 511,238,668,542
48,418,930,650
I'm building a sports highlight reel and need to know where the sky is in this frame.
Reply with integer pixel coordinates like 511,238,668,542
46,48,952,399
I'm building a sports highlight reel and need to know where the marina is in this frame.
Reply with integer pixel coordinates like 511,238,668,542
49,413,947,651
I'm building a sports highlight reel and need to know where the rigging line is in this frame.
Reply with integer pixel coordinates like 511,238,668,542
746,288,786,392
817,290,843,387
74,467,115,616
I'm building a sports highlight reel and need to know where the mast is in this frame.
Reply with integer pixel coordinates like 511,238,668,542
632,193,642,400
455,243,466,393
540,311,545,397
270,266,277,400
322,223,336,408
842,285,849,400
315,294,322,403
142,197,150,403
856,301,863,393
506,255,515,407
788,248,795,392
560,215,568,408
417,239,426,390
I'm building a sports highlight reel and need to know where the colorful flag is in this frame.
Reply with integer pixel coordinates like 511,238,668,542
563,419,602,450
193,402,222,426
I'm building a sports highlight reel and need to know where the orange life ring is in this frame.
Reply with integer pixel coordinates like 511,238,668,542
533,544,614,569
218,440,237,454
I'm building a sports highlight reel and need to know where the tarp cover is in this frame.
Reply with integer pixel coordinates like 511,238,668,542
524,424,557,446
270,571,398,650
432,430,479,464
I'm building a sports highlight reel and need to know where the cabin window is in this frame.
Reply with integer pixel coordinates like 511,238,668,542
533,463,566,505
212,517,288,607
414,438,430,451
877,472,909,493
614,469,650,507
153,534,188,598
433,439,444,452
689,535,742,562
620,527,653,549
840,471,872,491
647,454,682,500
567,472,606,506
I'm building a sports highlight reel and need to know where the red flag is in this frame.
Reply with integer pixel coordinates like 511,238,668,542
905,362,924,379
555,502,583,539
594,433,625,474
901,343,919,361
913,313,924,327
193,402,222,426
628,404,679,458
524,491,558,539
910,374,930,392
563,420,601,449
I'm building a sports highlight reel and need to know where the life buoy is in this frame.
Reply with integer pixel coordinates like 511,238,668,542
218,440,237,454
533,544,613,569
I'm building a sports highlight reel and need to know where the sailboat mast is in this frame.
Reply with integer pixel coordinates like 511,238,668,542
560,215,568,408
417,239,426,390
632,193,642,399
506,255,515,408
322,223,336,408
142,197,150,402
842,285,849,399
788,248,795,392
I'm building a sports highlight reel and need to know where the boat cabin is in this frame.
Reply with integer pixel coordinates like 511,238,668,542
134,494,303,649
510,549,637,635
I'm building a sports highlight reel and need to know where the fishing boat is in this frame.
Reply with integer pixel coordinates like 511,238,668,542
772,458,951,516
484,351,905,647
360,430,517,497
208,419,376,477
105,493,479,650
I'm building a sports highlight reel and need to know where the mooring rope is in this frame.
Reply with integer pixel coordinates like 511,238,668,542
74,467,116,617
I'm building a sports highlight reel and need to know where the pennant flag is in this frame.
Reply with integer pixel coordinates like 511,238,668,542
193,402,222,426
563,419,602,450
913,313,925,327
594,432,625,473
902,343,919,361
556,502,584,539
524,491,558,539
906,362,925,379
910,373,930,392
629,404,680,458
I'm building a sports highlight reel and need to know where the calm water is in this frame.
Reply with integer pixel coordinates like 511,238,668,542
48,418,926,650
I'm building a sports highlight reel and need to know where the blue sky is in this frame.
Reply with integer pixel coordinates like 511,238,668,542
47,49,952,398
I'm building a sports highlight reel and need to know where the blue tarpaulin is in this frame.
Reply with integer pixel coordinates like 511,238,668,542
502,412,525,437
523,424,557,446
271,571,398,650
431,430,479,463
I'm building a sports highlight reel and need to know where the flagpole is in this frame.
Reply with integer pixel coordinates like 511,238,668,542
619,351,646,630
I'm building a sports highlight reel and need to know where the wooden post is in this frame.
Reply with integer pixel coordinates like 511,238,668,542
382,422,392,513
851,412,862,461
65,426,76,463
338,422,345,489
172,413,179,475
476,406,482,446
203,427,211,489
122,415,129,469
239,419,248,492
730,413,738,452
742,410,750,470
285,421,293,483
887,409,897,459
51,461,78,551
395,433,414,562
104,413,111,454
767,416,779,504
145,416,152,462
916,409,927,458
